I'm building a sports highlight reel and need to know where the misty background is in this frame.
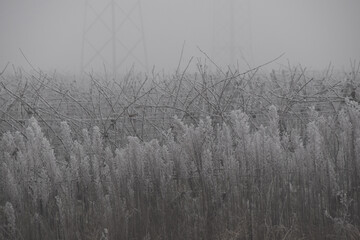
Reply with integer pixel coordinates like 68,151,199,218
1,0,359,75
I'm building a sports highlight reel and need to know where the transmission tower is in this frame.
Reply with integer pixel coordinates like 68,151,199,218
212,0,253,70
81,0,148,78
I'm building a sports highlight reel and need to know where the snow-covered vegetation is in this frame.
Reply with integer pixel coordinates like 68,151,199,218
1,64,360,239
1,101,360,239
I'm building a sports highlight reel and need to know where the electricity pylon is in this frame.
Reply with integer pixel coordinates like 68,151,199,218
212,0,253,70
81,0,148,78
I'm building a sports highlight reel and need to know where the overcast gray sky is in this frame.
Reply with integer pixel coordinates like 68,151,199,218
1,0,359,75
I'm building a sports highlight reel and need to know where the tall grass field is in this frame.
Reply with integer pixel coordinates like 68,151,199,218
1,64,360,239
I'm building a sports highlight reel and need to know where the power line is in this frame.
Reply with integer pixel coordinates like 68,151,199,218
212,0,253,70
81,0,148,78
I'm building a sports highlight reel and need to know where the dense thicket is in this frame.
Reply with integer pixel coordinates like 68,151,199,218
1,101,360,240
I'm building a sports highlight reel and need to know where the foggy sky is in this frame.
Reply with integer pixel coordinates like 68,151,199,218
1,0,359,75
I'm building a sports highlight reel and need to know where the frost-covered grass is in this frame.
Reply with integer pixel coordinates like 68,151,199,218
1,64,359,148
1,100,360,240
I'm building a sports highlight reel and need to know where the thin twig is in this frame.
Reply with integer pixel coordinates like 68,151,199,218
0,62,9,76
